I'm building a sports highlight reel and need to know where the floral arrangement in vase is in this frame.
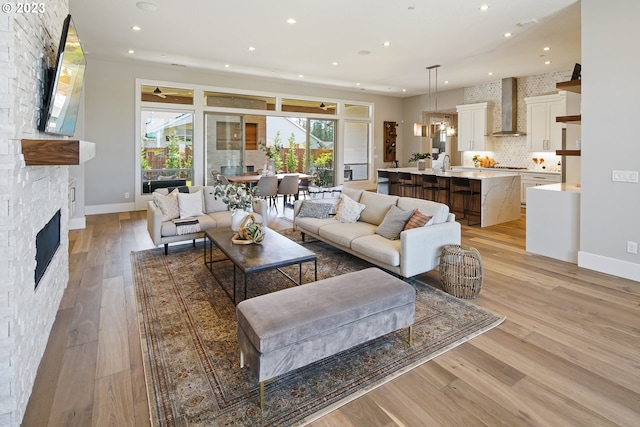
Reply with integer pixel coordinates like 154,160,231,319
408,152,431,163
213,183,259,211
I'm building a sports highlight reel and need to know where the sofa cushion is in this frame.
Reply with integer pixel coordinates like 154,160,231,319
334,194,365,223
203,186,230,213
295,217,337,235
342,187,364,203
298,201,334,219
403,210,434,230
375,205,415,240
397,198,449,224
318,221,377,248
153,189,180,221
351,235,401,267
359,192,399,225
178,190,205,218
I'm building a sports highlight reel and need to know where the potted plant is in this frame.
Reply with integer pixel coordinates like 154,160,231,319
408,152,431,170
472,154,481,167
258,139,282,173
213,182,260,231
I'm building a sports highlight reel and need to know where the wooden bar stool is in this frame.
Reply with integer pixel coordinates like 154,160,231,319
450,177,480,225
398,172,420,197
421,174,443,201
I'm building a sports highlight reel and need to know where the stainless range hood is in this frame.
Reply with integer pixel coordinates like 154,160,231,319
491,77,525,136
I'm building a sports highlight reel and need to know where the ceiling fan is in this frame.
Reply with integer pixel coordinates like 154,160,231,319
319,102,335,111
152,87,178,98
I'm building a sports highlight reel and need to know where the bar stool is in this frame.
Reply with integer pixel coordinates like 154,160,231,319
398,172,420,197
450,177,480,225
377,170,390,194
387,171,399,196
436,176,451,205
421,174,443,201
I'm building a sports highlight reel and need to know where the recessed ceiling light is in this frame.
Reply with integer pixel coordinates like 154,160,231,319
128,50,135,54
356,82,361,86
479,5,489,12
543,46,550,51
136,2,157,11
504,32,512,38
332,62,338,66
357,50,371,55
545,61,551,65
444,80,449,84
402,89,407,92
224,64,230,68
131,25,142,31
248,46,256,51
488,72,493,75
286,18,296,24
298,74,304,78
383,41,390,47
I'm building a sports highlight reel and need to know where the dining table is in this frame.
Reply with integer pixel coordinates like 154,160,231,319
226,173,312,185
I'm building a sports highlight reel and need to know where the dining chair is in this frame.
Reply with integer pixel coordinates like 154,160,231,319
277,174,299,210
257,175,279,211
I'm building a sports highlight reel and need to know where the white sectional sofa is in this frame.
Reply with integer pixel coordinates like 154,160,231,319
293,188,461,278
147,185,266,254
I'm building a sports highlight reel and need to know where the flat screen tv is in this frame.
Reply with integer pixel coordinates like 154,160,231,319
39,14,86,136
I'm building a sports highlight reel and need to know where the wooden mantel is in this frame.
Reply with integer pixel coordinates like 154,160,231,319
21,139,96,166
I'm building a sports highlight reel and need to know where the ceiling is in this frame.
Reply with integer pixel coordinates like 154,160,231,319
69,0,581,97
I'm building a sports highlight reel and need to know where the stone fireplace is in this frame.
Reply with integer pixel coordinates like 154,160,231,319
1,2,72,426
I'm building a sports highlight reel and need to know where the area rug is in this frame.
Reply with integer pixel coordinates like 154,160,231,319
131,230,504,426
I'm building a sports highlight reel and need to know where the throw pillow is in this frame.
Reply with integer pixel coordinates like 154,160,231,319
297,201,334,219
334,194,365,223
178,190,204,218
153,189,180,222
375,206,415,240
403,210,434,230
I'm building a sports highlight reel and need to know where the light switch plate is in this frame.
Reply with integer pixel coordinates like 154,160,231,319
612,170,639,183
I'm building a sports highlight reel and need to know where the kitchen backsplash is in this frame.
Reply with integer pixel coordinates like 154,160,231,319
461,69,573,169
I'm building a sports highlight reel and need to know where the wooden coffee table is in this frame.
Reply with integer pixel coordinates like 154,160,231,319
204,228,317,304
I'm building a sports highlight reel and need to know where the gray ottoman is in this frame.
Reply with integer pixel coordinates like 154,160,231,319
236,267,416,409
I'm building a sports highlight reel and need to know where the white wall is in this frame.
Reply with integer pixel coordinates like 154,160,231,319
81,57,402,211
579,0,640,281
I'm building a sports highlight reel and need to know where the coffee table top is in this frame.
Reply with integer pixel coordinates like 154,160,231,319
205,228,316,274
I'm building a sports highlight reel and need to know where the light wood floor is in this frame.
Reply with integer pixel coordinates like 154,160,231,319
22,206,640,426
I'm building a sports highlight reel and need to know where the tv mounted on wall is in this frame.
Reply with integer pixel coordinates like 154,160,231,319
39,14,86,137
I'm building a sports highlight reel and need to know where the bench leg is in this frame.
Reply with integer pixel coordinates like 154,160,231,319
260,381,265,410
408,325,413,346
240,350,244,368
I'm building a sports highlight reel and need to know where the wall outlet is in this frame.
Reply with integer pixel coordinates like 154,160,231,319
124,192,130,199
627,241,638,255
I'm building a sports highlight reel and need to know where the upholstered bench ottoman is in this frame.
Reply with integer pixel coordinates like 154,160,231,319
236,267,416,409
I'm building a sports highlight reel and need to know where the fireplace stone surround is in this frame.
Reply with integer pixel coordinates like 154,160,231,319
1,2,71,426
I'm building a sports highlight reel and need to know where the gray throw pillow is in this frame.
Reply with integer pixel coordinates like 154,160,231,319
298,201,333,219
375,206,415,240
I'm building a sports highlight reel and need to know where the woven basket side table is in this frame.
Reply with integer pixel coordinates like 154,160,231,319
439,245,483,299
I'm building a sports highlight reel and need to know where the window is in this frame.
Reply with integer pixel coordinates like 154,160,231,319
140,110,194,193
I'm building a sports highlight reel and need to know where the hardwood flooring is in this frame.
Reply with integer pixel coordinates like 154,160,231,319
22,207,640,426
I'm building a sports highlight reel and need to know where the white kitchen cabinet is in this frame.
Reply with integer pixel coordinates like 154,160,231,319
525,91,580,152
456,103,492,151
520,172,561,205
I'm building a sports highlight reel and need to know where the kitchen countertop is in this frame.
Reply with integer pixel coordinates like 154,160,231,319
452,166,561,175
378,167,520,180
528,183,581,193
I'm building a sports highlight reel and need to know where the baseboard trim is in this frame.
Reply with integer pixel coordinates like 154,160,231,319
578,251,640,282
86,202,136,215
69,216,86,230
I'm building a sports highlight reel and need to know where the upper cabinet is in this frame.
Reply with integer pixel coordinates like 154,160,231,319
525,91,580,152
456,102,492,151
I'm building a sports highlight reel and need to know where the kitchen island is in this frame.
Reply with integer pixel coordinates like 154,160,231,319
378,167,521,227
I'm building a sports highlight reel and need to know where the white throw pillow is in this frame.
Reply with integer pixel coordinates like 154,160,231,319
178,190,204,218
153,189,180,221
334,194,365,223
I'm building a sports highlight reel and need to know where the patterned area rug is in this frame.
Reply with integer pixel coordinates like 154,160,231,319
131,229,504,426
